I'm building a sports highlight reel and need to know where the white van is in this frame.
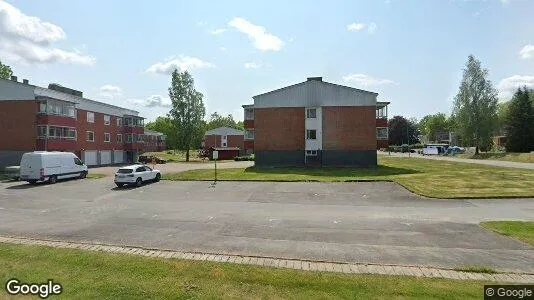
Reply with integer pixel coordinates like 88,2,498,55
19,151,88,184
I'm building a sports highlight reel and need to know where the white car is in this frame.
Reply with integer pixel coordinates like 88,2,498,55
114,165,161,187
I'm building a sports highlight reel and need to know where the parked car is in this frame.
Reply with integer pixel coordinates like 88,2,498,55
4,166,20,181
19,151,88,184
114,164,161,187
138,155,167,164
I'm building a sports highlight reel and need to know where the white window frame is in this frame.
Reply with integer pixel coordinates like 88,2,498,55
377,127,389,140
104,133,110,142
86,131,94,142
104,115,110,125
306,108,317,119
306,129,317,140
222,142,227,147
117,134,123,143
126,133,132,143
244,108,254,120
117,117,123,127
87,112,95,123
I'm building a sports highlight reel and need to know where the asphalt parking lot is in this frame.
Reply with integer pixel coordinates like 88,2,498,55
1,178,533,273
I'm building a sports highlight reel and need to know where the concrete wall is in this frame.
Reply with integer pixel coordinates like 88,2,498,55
255,151,305,167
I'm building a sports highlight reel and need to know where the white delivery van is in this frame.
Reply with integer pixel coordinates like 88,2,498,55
19,151,88,184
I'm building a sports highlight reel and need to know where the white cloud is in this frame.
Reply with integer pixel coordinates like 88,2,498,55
210,28,226,35
219,46,227,51
228,17,284,51
244,62,261,69
346,22,377,34
100,85,122,94
342,74,398,86
347,23,366,32
519,44,534,59
127,95,172,108
0,0,95,65
146,55,214,75
498,75,534,98
367,22,377,34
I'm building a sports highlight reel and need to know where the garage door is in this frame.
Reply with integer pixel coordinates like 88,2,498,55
113,150,124,164
100,150,111,165
84,151,97,166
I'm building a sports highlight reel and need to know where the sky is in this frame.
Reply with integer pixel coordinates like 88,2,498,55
1,0,534,122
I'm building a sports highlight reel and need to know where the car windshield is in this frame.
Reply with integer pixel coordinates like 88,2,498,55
117,169,133,174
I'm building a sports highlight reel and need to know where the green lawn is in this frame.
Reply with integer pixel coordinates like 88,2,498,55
0,244,485,299
0,173,9,181
163,156,534,198
457,152,534,163
480,221,534,246
144,150,207,163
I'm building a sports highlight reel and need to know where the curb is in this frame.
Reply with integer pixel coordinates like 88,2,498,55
1,236,533,283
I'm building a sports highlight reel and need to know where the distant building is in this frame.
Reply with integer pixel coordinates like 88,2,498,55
143,129,166,152
202,127,244,150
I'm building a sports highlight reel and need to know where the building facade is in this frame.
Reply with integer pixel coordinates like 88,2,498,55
143,129,167,152
243,77,390,167
0,76,147,169
202,127,244,150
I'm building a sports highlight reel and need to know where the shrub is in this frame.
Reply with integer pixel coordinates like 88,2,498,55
234,154,255,161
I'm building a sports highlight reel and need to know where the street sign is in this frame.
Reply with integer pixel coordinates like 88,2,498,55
213,150,218,160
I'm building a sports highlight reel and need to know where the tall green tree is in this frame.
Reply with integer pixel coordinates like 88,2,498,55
206,112,240,130
0,60,13,80
505,87,534,152
452,55,498,154
168,70,206,161
388,115,420,145
145,116,179,150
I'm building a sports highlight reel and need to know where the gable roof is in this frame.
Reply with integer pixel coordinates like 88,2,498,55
253,78,378,99
204,126,244,136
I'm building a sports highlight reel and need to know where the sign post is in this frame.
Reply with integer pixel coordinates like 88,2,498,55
213,150,218,183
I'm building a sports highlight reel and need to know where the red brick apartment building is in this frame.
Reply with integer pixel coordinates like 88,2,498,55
201,127,244,160
143,129,167,152
0,76,164,169
242,77,390,167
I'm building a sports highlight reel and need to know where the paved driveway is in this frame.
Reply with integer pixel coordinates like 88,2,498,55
1,179,533,273
90,161,254,177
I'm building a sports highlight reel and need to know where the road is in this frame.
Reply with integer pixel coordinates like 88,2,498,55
380,151,534,170
1,179,533,273
89,160,254,176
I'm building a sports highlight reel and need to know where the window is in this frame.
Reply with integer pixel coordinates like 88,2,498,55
48,126,56,137
124,117,132,126
87,112,94,123
104,115,110,125
222,142,227,147
37,126,47,138
377,127,388,140
245,130,255,140
376,106,387,119
306,150,318,156
74,158,83,165
68,107,75,117
86,131,94,142
117,117,123,126
136,167,145,172
117,134,123,143
117,168,133,174
138,134,144,142
245,108,254,120
306,108,317,119
306,129,317,140
126,133,132,143
104,133,110,142
39,102,47,113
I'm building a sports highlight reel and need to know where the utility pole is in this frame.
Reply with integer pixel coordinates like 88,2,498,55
407,124,410,158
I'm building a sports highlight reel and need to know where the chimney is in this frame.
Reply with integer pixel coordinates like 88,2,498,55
10,76,17,82
307,77,322,82
23,79,29,84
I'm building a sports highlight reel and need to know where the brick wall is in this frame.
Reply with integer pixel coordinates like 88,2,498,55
255,107,305,151
322,106,376,151
203,134,244,149
0,101,37,150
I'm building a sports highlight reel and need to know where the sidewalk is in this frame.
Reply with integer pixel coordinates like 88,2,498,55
1,235,533,283
379,152,534,170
